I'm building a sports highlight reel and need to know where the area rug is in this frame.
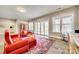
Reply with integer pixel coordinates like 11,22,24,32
26,35,55,54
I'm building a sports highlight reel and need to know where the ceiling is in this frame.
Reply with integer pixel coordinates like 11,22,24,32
0,5,74,20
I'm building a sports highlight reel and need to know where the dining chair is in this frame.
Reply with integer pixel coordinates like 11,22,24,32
68,33,78,54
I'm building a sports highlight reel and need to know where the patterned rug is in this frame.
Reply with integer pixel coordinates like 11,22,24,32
26,35,55,54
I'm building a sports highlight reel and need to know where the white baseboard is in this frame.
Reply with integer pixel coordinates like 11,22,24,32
50,35,63,39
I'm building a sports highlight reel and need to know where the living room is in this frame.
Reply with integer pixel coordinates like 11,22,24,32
0,5,79,54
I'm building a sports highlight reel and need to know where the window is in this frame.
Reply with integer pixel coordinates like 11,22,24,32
34,22,38,34
52,17,60,32
45,21,49,36
52,15,74,34
40,22,44,35
37,22,41,34
62,16,74,34
28,22,33,32
34,20,49,36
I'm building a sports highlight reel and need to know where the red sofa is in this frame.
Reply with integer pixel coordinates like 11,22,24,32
4,31,36,54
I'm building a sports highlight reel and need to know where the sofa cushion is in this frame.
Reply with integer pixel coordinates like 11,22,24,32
20,30,28,37
10,34,22,43
9,45,29,54
5,39,29,53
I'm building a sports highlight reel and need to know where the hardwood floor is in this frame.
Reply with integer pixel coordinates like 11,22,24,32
47,38,68,54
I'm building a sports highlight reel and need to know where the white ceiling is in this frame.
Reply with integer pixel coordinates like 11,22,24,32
0,5,74,20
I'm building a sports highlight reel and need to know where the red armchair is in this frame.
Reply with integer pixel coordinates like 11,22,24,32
4,31,36,54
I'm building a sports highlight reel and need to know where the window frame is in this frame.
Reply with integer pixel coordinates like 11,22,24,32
52,17,61,33
28,22,34,32
61,15,74,34
52,15,74,34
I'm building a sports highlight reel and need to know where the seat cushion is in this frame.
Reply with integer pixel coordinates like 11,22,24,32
9,45,29,54
27,37,36,48
5,39,29,53
20,30,28,38
10,34,22,43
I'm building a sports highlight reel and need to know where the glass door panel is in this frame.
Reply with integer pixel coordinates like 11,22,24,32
45,21,49,36
40,22,44,35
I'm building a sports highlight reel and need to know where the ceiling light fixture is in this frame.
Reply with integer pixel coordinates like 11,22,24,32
16,6,26,13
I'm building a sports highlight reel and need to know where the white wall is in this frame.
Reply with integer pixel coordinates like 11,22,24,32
0,19,28,35
0,19,16,34
16,20,28,34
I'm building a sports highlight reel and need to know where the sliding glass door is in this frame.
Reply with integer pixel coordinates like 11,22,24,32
44,21,49,36
40,22,45,35
28,22,33,32
37,22,41,34
34,20,49,36
34,22,38,34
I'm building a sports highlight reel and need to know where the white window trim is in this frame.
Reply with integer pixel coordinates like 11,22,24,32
52,14,74,34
